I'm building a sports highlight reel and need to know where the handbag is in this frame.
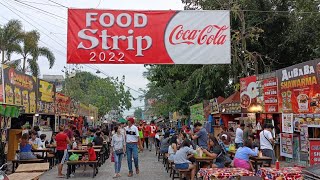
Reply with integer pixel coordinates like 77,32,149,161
111,153,115,162
115,149,124,155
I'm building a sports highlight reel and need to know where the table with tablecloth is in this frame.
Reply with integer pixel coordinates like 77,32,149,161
256,167,303,180
198,168,254,180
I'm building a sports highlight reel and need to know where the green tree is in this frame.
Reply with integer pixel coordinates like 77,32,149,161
134,108,143,120
0,19,22,63
15,30,55,76
64,71,132,116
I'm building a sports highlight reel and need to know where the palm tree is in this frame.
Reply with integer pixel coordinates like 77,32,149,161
16,30,55,77
0,20,23,64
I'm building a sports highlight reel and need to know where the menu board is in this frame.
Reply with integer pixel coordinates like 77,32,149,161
294,114,320,126
190,103,204,122
282,113,294,133
263,77,278,113
240,76,258,113
280,133,293,158
55,93,71,115
37,79,55,114
310,140,320,165
220,102,241,114
3,66,37,113
300,125,309,152
276,59,320,113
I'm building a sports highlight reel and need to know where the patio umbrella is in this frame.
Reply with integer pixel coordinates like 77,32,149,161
118,118,127,123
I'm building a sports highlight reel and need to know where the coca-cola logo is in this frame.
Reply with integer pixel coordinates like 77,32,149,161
169,25,228,45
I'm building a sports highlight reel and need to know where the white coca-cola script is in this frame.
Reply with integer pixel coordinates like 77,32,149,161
168,25,228,45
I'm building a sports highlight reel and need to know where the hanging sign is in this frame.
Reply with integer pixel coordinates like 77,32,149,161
263,77,278,113
55,93,71,115
310,140,320,165
67,9,231,64
37,79,55,114
280,133,293,158
282,113,294,133
240,76,258,113
276,59,320,113
2,66,37,113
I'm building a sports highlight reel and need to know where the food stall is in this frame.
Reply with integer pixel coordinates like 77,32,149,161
55,92,71,130
219,91,241,137
276,59,320,165
36,79,56,139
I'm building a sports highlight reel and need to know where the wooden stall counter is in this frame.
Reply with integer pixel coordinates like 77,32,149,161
8,129,22,161
8,172,43,180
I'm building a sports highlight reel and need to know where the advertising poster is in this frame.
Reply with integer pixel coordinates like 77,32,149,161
263,77,278,113
67,9,231,64
276,59,320,113
210,98,219,114
280,133,293,158
282,113,294,133
2,66,37,113
309,140,320,165
300,125,309,152
190,103,204,122
55,93,71,115
37,79,55,114
70,99,80,115
240,76,258,113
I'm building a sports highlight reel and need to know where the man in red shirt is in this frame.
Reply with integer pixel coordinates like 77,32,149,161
56,125,71,178
143,122,150,150
148,121,157,151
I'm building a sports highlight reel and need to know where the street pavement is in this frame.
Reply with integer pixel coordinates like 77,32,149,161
42,149,170,180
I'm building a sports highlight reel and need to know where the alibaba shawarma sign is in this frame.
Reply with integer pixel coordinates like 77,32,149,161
3,66,37,114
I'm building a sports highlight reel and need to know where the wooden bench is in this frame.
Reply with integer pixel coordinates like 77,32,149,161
171,165,191,180
66,161,98,178
7,172,43,180
12,159,45,173
15,163,49,173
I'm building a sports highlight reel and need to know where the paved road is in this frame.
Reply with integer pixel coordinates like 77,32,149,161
43,150,170,180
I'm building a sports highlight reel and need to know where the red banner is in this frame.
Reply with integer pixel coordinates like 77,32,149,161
276,59,320,113
67,9,231,64
263,77,278,113
240,76,257,112
310,140,320,165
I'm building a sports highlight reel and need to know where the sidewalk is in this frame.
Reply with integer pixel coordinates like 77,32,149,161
43,150,170,180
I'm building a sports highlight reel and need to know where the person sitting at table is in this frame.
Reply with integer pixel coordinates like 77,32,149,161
93,131,104,146
72,137,81,150
49,133,57,146
233,140,258,171
87,142,97,161
39,134,49,149
202,135,226,168
19,133,37,160
173,139,197,180
29,130,42,149
168,135,178,161
160,131,170,154
248,135,260,149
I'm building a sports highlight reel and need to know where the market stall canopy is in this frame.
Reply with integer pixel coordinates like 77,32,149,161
217,96,225,104
118,118,127,123
220,91,241,114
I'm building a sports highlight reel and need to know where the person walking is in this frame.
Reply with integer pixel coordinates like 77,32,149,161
149,120,157,151
143,122,150,150
235,123,245,148
125,118,143,177
111,126,126,178
55,125,71,178
260,124,275,164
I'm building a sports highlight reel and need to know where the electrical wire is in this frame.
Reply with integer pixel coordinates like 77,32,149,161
12,0,67,21
47,0,68,8
19,0,62,7
4,1,66,48
95,0,102,8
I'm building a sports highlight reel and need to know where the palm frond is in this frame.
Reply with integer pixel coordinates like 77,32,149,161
37,46,55,68
28,58,39,77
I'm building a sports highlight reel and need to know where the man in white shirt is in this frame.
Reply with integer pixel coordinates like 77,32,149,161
259,124,275,164
235,123,245,148
125,118,143,177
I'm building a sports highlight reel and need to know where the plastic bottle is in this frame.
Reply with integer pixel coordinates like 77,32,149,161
276,159,280,170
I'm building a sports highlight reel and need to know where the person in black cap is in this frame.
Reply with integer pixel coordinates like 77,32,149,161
259,124,275,164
